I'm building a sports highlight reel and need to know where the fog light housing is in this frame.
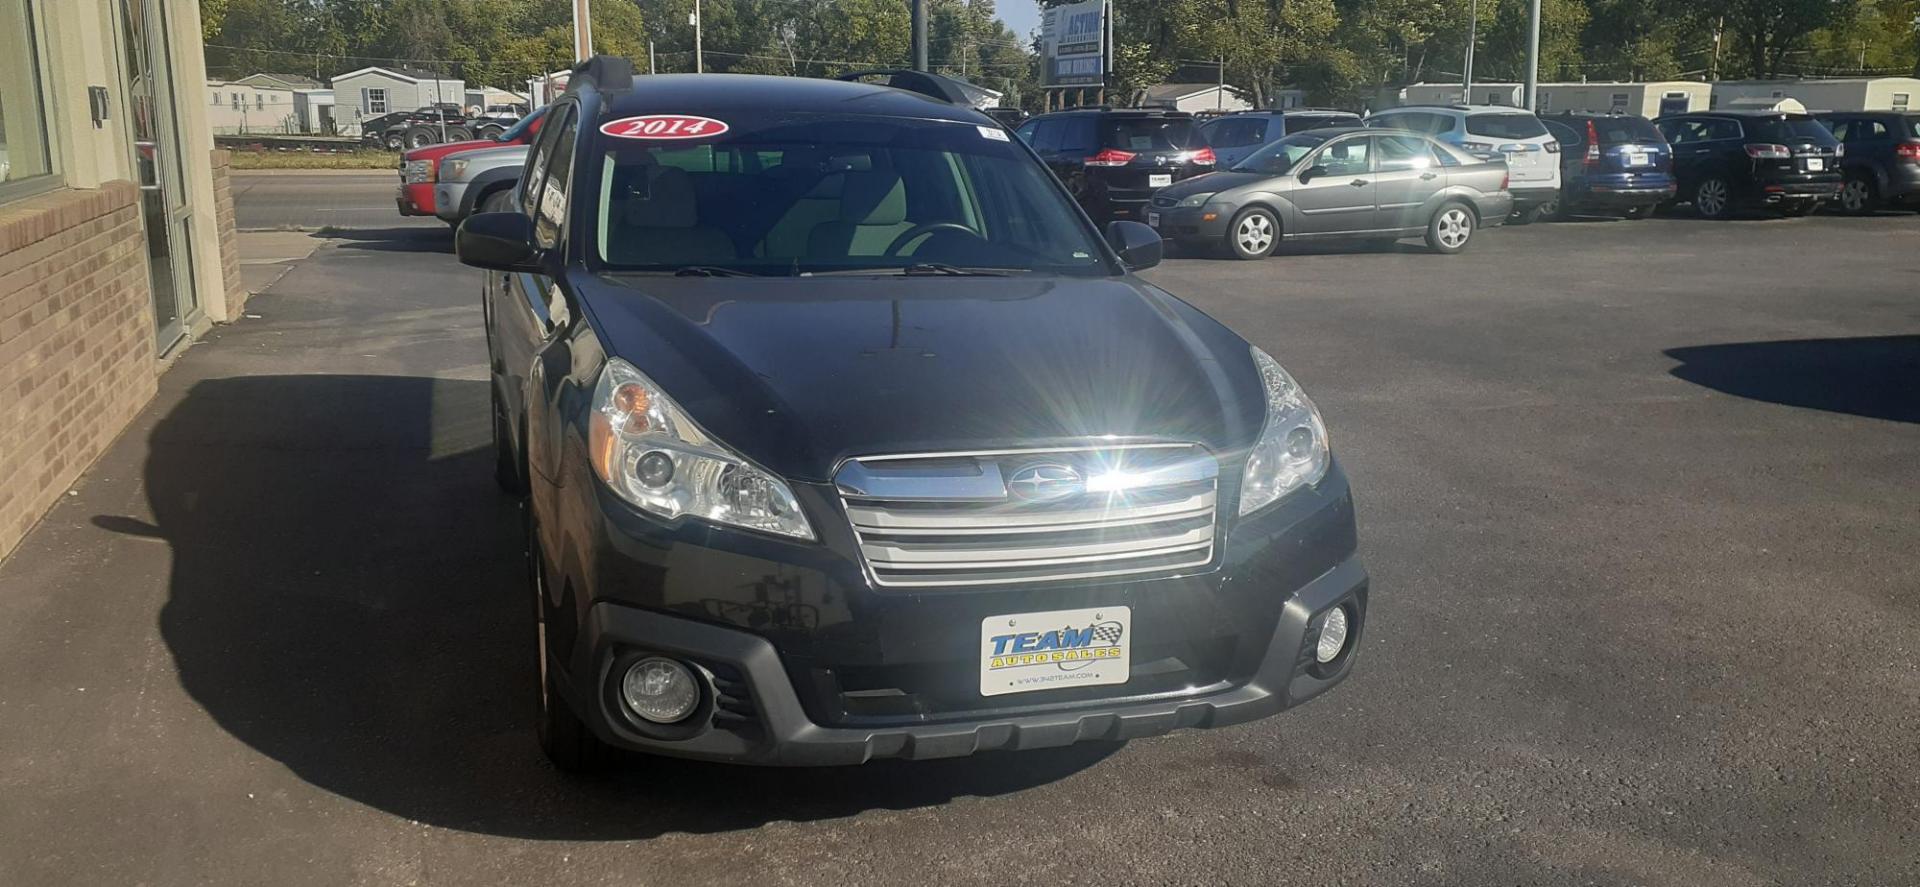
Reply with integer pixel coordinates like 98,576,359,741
620,657,700,724
1315,606,1351,664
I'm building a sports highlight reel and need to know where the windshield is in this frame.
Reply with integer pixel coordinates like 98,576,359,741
1231,132,1330,173
591,115,1108,275
497,106,547,142
1465,113,1549,140
1102,118,1199,151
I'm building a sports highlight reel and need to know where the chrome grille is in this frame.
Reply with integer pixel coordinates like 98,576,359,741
835,445,1219,588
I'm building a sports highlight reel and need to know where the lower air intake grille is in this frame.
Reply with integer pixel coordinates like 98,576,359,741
835,445,1219,588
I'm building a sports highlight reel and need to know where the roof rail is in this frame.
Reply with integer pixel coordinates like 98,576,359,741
834,69,977,105
569,55,635,97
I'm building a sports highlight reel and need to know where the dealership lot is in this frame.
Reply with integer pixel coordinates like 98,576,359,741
0,189,1914,884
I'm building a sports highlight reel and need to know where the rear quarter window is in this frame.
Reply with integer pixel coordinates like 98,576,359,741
1465,113,1549,140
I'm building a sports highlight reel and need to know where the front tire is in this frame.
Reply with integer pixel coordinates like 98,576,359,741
1225,207,1279,260
1694,176,1733,220
1426,203,1476,254
1838,176,1877,214
530,515,609,773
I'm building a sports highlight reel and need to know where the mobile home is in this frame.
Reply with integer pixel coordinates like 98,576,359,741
1396,81,1710,117
1710,78,1919,112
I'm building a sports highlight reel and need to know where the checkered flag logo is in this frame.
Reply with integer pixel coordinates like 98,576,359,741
1092,621,1125,645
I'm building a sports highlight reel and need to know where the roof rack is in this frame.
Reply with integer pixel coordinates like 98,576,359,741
834,69,979,105
568,55,635,97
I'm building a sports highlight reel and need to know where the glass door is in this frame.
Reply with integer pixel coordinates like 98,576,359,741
117,0,199,353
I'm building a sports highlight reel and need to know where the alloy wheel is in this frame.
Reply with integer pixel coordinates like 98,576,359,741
1437,208,1472,249
1236,213,1275,255
1697,179,1729,218
1840,179,1870,213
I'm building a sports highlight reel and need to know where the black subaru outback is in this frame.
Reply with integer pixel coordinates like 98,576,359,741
458,59,1369,770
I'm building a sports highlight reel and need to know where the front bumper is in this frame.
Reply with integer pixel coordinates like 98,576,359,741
549,460,1368,766
570,557,1367,766
1146,204,1229,240
396,182,435,216
433,182,470,222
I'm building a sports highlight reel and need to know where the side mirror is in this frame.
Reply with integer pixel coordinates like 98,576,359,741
456,211,541,273
1300,164,1329,183
1105,220,1162,271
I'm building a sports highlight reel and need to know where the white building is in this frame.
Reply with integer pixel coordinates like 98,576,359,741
1399,81,1711,117
291,89,335,134
1710,78,1919,112
1140,83,1252,113
329,66,465,133
204,79,297,134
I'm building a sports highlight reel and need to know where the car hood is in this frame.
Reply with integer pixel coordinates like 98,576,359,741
1157,170,1277,198
404,138,498,161
573,274,1268,482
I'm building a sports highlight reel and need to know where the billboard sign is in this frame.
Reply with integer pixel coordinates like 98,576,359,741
1042,0,1105,87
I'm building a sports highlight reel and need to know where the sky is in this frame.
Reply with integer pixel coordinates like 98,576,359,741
998,0,1042,41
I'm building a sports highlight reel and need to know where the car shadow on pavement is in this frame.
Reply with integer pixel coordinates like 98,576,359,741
319,226,455,253
1665,336,1920,423
129,374,1111,840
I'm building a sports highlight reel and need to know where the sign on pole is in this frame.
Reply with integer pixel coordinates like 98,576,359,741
572,0,593,61
1041,0,1106,87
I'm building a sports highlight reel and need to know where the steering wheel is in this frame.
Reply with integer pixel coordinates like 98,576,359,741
884,222,980,257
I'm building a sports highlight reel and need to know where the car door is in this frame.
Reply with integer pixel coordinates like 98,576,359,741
493,102,576,471
1658,117,1707,190
1370,134,1444,231
1288,134,1376,235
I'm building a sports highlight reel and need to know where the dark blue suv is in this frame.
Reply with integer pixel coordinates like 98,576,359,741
1540,113,1676,220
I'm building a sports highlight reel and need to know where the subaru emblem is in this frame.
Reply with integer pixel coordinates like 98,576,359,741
1006,462,1084,502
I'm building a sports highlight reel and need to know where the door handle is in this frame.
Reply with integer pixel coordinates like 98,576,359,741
1419,172,1438,180
1349,179,1369,188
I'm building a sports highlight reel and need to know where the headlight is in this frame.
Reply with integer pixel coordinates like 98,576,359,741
402,159,434,183
440,158,469,181
1238,346,1331,515
1176,191,1216,208
588,358,814,540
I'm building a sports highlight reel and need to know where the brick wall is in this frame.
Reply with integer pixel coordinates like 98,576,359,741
210,149,247,319
0,182,156,559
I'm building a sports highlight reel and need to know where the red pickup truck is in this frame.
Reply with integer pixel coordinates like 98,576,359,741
397,106,547,219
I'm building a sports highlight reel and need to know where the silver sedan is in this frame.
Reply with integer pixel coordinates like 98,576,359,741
1147,127,1514,259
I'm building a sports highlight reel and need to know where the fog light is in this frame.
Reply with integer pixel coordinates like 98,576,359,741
1315,606,1350,664
620,657,699,724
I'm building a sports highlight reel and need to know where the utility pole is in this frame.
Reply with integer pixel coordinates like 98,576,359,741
649,40,656,74
1463,0,1478,99
911,0,929,71
692,0,703,73
1522,0,1541,110
572,0,593,61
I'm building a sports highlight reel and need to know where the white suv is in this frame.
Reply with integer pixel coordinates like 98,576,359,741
1366,105,1562,224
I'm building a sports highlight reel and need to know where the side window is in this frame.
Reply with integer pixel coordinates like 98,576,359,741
1374,135,1434,171
1014,121,1039,146
1656,118,1684,143
1861,120,1890,140
533,107,579,250
1821,119,1849,141
1708,119,1742,141
1315,137,1371,175
520,104,572,217
1542,120,1581,149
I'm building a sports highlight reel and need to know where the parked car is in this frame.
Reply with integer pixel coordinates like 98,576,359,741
1814,111,1920,214
1014,108,1215,222
433,144,529,226
1198,109,1363,168
457,61,1368,770
1538,112,1676,219
1148,127,1512,259
396,105,547,219
1653,110,1844,219
1364,105,1562,224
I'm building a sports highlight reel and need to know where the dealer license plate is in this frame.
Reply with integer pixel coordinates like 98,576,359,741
1147,211,1161,227
980,606,1131,697
1148,174,1172,188
1625,151,1650,167
1805,158,1824,171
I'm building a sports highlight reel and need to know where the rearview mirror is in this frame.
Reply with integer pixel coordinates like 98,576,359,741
456,212,541,273
1300,164,1329,183
1105,220,1163,271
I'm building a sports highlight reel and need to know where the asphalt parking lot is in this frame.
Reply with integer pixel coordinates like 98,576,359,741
0,194,1915,885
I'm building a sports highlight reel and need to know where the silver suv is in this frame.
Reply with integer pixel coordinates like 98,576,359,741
433,144,530,225
1366,105,1562,223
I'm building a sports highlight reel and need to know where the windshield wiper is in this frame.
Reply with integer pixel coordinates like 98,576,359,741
673,266,759,278
899,263,1012,277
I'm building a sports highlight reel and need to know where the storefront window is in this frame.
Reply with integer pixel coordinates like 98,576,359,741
0,0,55,190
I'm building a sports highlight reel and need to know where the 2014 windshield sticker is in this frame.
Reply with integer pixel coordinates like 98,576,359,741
600,115,730,140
